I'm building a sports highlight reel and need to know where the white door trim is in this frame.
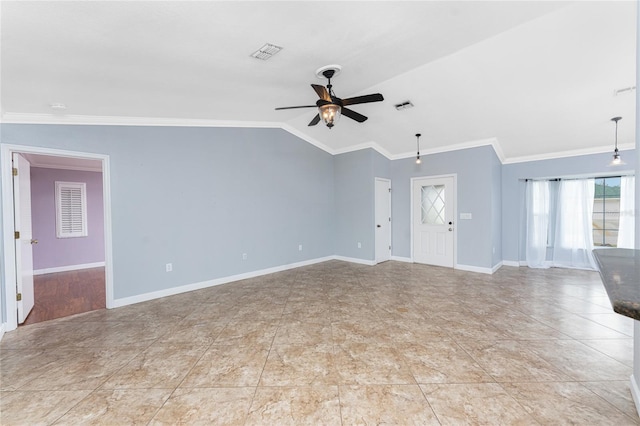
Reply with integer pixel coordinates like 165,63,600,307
374,177,392,264
410,173,457,267
1,144,114,332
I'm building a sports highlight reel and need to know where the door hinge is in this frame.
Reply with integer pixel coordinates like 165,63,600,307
388,217,391,222
16,293,22,301
388,188,391,192
12,167,18,176
389,245,392,250
14,231,20,239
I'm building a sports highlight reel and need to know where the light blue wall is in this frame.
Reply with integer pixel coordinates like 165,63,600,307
501,149,636,263
491,150,503,266
0,124,335,307
2,122,634,327
334,149,375,260
332,148,391,261
390,145,499,269
373,149,391,180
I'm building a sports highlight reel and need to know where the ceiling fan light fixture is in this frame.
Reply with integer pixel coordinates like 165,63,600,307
415,133,422,164
319,103,341,128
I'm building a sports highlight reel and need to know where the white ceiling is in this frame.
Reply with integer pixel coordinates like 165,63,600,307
21,153,102,173
1,1,636,163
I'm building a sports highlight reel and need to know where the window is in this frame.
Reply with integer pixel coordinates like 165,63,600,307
421,185,445,225
55,181,88,238
592,176,621,247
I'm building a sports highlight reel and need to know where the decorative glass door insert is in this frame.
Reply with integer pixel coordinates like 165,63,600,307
421,185,445,225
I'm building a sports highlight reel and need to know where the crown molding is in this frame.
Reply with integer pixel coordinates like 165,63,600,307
278,123,335,155
1,112,337,156
502,142,636,165
0,112,280,129
332,141,394,160
3,112,632,165
391,137,505,163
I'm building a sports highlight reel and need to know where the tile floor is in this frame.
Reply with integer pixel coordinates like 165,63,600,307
1,260,639,425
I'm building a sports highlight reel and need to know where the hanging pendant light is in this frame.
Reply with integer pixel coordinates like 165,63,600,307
415,133,422,164
609,117,625,166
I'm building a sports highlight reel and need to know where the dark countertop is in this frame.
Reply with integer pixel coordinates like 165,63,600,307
594,248,640,321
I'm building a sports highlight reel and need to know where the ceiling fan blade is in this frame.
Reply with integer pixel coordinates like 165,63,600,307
341,93,384,106
275,105,317,110
311,84,331,101
341,107,368,123
308,114,321,126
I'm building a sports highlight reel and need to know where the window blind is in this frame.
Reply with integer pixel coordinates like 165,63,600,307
56,182,87,238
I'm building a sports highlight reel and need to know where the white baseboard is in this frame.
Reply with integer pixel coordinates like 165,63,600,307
112,256,334,308
491,261,503,273
455,263,495,275
630,374,640,418
502,260,520,267
111,254,517,310
34,262,106,275
332,255,376,266
390,256,412,263
0,323,5,342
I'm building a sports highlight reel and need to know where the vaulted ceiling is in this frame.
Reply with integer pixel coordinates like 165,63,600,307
1,1,636,163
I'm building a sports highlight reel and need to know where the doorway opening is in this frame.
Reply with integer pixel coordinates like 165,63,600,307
1,144,113,332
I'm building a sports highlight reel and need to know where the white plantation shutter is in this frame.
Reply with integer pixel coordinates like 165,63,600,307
55,181,88,238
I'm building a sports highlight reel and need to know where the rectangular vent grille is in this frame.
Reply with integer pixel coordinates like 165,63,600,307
250,43,283,60
395,100,414,110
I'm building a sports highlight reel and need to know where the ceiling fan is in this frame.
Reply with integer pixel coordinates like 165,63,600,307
275,65,384,129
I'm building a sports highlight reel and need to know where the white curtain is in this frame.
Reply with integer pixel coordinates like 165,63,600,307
525,180,550,268
618,176,635,249
552,179,597,270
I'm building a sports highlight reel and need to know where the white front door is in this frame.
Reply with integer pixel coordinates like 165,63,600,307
412,176,455,267
375,178,391,263
13,153,35,323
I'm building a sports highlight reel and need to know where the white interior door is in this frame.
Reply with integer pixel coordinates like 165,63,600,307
412,176,455,267
375,178,391,263
13,153,35,323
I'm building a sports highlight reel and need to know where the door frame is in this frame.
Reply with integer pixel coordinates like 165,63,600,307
410,174,458,267
1,144,114,332
374,177,392,264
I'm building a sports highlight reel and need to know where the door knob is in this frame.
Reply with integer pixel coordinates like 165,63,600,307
30,239,38,245
448,228,453,231
376,225,381,228
449,221,453,225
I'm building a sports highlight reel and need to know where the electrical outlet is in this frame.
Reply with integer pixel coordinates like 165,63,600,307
165,263,172,272
242,253,247,261
357,242,362,249
298,244,303,251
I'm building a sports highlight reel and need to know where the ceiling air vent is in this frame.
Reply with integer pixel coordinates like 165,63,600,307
394,100,414,110
250,43,283,60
